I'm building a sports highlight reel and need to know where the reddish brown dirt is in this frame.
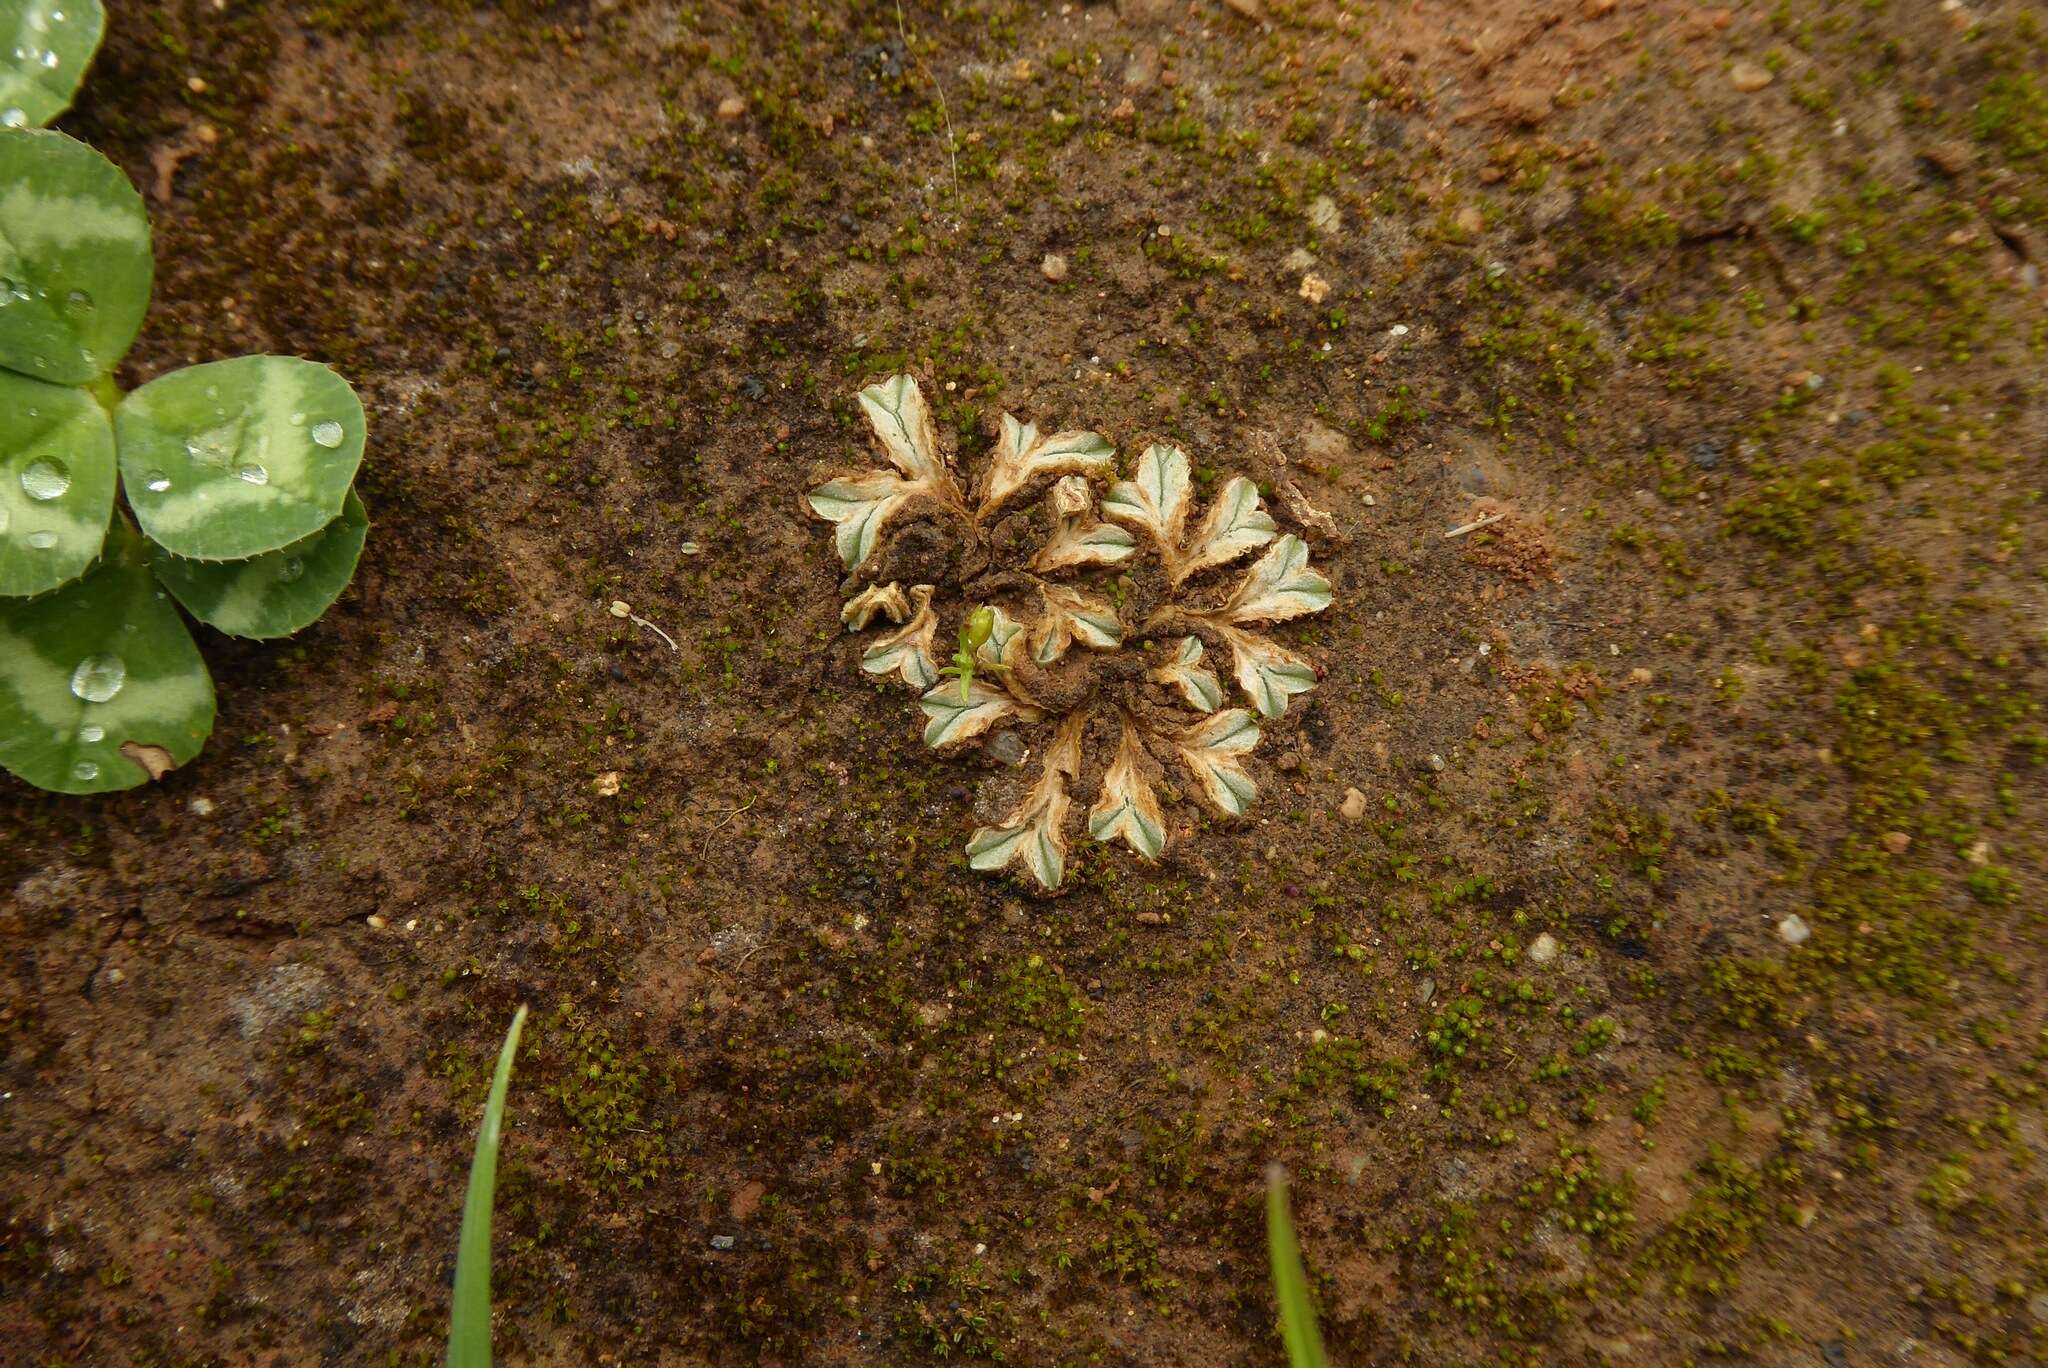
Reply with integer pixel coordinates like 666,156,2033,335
4,1,2047,1364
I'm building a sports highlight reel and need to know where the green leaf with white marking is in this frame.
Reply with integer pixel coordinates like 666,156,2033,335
1219,534,1331,624
116,355,367,562
977,413,1115,518
921,676,1038,748
1148,635,1223,713
966,716,1082,889
1087,724,1166,860
1030,583,1122,665
807,469,917,571
0,519,213,795
0,127,152,385
1176,707,1259,817
1217,623,1319,718
1177,475,1275,583
857,373,955,488
150,489,367,640
0,369,111,597
1102,443,1192,557
0,0,103,129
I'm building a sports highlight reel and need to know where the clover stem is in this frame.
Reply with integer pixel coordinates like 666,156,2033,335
88,374,123,416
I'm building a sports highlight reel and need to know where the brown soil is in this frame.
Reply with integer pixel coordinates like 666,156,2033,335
5,1,2047,1364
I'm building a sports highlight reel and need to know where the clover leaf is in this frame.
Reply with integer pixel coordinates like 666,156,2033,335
0,519,213,795
0,127,151,385
0,0,103,131
0,369,113,595
0,93,370,795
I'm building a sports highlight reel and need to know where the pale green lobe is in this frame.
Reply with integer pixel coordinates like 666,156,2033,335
0,520,213,795
1176,707,1260,817
0,368,112,596
1178,475,1276,581
1102,443,1193,551
857,373,949,485
0,127,151,385
920,678,1021,747
967,818,1064,890
0,0,102,128
806,470,912,570
1150,635,1223,713
117,355,367,561
151,489,367,639
1222,534,1333,625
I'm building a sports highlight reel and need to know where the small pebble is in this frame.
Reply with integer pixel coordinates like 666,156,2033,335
1040,252,1069,282
1426,753,1446,773
366,914,388,930
1881,830,1911,855
1528,933,1559,965
1730,61,1773,92
717,95,746,121
1454,205,1484,236
710,1234,736,1250
1338,787,1367,822
1298,273,1330,304
1778,914,1811,946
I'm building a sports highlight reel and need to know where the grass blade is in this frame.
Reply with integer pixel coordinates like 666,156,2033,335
1266,1163,1330,1368
448,1005,527,1368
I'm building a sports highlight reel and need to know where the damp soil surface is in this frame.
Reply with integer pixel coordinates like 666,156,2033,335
5,1,2048,1363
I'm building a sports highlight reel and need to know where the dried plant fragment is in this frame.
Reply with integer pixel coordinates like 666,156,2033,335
862,585,940,689
843,582,913,630
1033,475,1137,573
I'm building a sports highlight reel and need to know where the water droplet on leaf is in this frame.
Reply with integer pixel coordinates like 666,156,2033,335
72,760,98,782
26,530,56,549
144,472,171,493
311,421,345,448
21,457,70,501
279,557,306,584
234,463,269,485
70,655,127,704
79,724,104,744
0,110,26,130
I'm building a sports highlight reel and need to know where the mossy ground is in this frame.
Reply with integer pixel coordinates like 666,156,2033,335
3,0,2046,1363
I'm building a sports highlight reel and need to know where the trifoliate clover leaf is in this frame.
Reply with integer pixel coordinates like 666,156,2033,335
1148,635,1223,714
1030,582,1122,665
920,675,1042,748
977,413,1115,519
967,715,1082,889
1087,722,1166,860
1176,707,1260,817
1177,475,1276,583
116,355,366,562
1102,442,1192,561
148,489,368,640
0,518,213,794
1218,534,1332,624
861,584,939,690
0,368,113,597
843,581,913,630
1213,622,1320,718
1033,474,1136,573
0,0,103,130
0,128,152,385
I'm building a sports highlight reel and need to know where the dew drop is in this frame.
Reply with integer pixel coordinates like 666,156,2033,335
278,557,306,584
26,530,56,549
289,411,306,426
60,288,92,314
79,724,104,744
185,421,240,468
0,110,25,130
72,760,98,783
234,463,269,486
21,457,70,501
40,50,57,69
310,420,345,448
144,471,171,493
70,654,126,704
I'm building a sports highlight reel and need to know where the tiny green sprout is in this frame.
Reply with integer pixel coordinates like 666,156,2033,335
938,605,995,702
0,8,369,797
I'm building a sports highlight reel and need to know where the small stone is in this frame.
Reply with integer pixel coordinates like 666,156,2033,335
593,771,622,797
1306,194,1341,236
1497,84,1552,126
1691,439,1723,469
1135,911,1167,925
1298,273,1331,304
1417,976,1436,1003
2029,1292,2048,1323
1729,61,1773,92
717,95,746,121
1454,205,1484,236
1629,667,1654,685
1966,839,1991,866
1338,787,1367,822
1582,0,1616,14
710,1234,737,1251
1426,753,1446,773
366,914,388,930
1362,493,1376,507
985,731,1027,767
1528,933,1559,965
189,796,216,817
1040,252,1068,282
1881,831,1911,855
1778,914,1811,946
1277,752,1300,772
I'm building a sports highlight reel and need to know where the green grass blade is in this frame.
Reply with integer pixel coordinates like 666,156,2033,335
448,1005,527,1368
1266,1163,1330,1368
